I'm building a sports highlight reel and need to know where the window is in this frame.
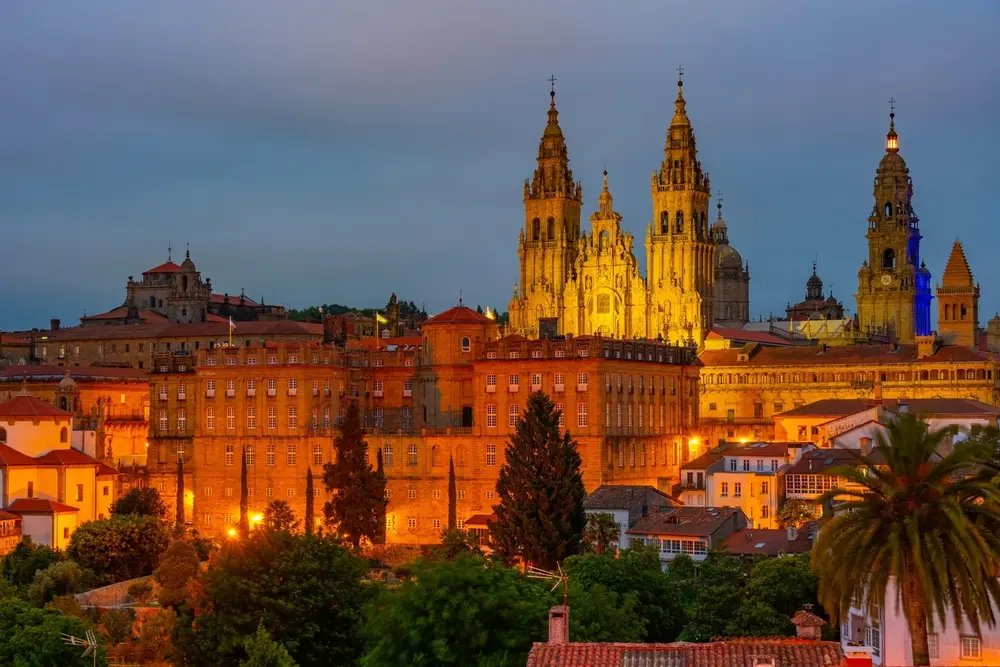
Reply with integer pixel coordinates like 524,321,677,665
225,487,233,497
577,403,588,427
961,636,981,660
288,406,297,429
159,409,168,431
246,445,254,466
226,407,235,429
432,519,441,529
457,490,466,500
205,487,213,497
774,401,784,413
313,444,322,466
431,489,441,500
557,403,565,427
324,407,331,428
226,379,236,395
487,404,497,427
509,404,520,427
461,336,471,352
385,488,392,500
408,488,416,499
204,514,213,526
225,444,235,466
408,517,417,530
267,405,277,429
408,444,418,466
734,482,742,497
384,444,394,467
312,406,318,428
721,482,728,497
508,374,519,386
508,350,519,359
927,634,939,659
266,487,273,497
266,444,276,466
628,404,633,427
486,374,497,388
761,481,769,494
531,372,541,387
75,484,84,502
486,490,495,500
486,444,497,467
554,373,565,388
207,407,216,430
287,488,295,498
246,406,256,429
743,459,750,472
617,404,622,427
287,444,297,466
159,384,168,400
577,372,588,387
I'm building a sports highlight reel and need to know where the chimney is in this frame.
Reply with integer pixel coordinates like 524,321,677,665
843,645,874,667
915,333,938,360
548,605,569,644
50,318,61,331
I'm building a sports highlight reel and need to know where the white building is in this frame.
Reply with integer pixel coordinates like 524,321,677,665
582,485,678,551
625,506,747,565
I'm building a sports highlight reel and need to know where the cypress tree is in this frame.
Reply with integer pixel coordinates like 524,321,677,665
239,445,249,538
491,391,586,569
322,402,387,548
305,467,315,536
374,448,386,544
175,456,185,530
448,454,457,531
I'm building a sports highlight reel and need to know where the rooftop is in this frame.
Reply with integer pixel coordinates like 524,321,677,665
706,327,792,346
7,498,80,514
35,449,104,467
700,342,997,368
583,485,676,511
776,398,1000,419
0,395,72,419
0,365,149,382
722,527,814,556
0,443,39,467
143,261,182,274
424,305,494,325
626,506,739,537
785,448,863,475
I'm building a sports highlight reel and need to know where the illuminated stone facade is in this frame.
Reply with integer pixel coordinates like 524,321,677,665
936,240,980,348
510,77,736,345
147,306,700,544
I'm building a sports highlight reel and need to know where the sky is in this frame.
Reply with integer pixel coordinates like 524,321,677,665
2,1,999,331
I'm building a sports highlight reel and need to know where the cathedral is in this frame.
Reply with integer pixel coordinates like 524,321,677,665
508,76,749,345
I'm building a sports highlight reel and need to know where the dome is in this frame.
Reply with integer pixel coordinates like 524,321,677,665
807,273,823,292
715,243,743,269
58,373,77,392
826,294,838,305
181,248,196,271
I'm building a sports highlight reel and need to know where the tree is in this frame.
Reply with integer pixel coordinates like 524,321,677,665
101,608,134,646
153,540,200,610
176,456,185,529
305,467,315,537
491,391,586,569
67,515,170,584
240,625,299,667
116,608,175,665
26,560,94,606
567,582,645,643
447,454,457,530
0,598,108,666
434,529,482,560
727,554,819,637
240,445,250,539
361,556,550,667
322,403,386,548
813,413,1000,666
776,498,815,528
112,487,167,518
127,580,154,605
582,512,620,555
679,551,750,642
263,500,299,533
373,450,385,544
565,545,685,642
1,537,62,589
180,532,372,667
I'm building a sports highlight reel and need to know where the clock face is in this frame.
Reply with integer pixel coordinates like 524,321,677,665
880,273,893,286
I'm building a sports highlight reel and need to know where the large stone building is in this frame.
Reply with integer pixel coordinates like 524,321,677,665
786,263,845,322
855,109,933,343
508,76,748,345
936,240,980,348
711,201,750,328
146,306,700,543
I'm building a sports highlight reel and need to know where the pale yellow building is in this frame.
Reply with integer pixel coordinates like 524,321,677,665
509,75,731,345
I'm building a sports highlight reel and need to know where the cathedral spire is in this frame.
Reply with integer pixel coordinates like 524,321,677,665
544,75,562,138
886,98,899,154
598,169,613,217
671,65,690,127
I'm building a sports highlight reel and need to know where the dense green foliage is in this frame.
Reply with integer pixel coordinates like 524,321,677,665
288,300,423,323
67,515,170,584
433,529,482,560
180,532,371,667
26,560,94,606
154,540,201,610
491,391,586,569
240,625,299,667
323,403,386,548
813,414,1000,665
1,537,62,589
582,512,620,555
111,486,167,518
262,500,299,533
0,598,107,666
305,467,316,537
775,498,815,528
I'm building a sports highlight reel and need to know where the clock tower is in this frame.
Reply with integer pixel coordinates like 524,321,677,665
855,104,932,343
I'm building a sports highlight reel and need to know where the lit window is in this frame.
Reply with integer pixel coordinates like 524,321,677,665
313,444,322,466
225,444,234,466
509,404,520,427
486,404,497,427
287,444,297,466
206,407,216,430
485,444,496,467
577,403,588,428
961,636,981,660
159,409,168,431
226,407,235,430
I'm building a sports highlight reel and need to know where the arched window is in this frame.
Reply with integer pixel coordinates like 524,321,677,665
882,248,895,270
660,211,669,234
59,396,68,411
158,299,163,308
60,427,67,443
885,202,893,217
961,304,968,320
547,217,555,239
531,218,540,241
461,336,471,352
675,211,684,234
182,275,189,292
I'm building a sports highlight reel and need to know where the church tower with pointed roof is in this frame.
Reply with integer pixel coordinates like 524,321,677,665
855,105,932,343
509,83,584,337
646,71,715,344
936,240,980,347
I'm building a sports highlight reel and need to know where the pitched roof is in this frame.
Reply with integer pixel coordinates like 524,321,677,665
97,463,120,476
941,240,974,287
143,261,183,274
776,398,1000,419
792,609,828,628
79,307,167,323
35,449,103,466
211,293,260,306
700,342,996,368
7,498,79,514
723,528,814,556
465,513,496,526
525,638,846,667
626,506,739,537
1,334,30,346
785,448,861,475
681,450,726,471
26,318,322,343
0,443,39,466
0,509,20,522
707,327,792,346
424,306,492,325
584,485,676,511
0,365,148,382
0,395,72,419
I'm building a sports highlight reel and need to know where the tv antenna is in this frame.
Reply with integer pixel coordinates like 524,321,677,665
526,562,568,607
61,630,100,667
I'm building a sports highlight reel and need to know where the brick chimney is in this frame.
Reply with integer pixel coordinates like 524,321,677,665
915,333,939,360
843,645,874,667
50,318,61,331
789,607,824,640
548,605,569,644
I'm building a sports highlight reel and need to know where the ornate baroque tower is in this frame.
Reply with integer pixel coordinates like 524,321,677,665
646,72,715,344
508,85,584,336
710,198,750,328
936,240,980,347
855,106,932,343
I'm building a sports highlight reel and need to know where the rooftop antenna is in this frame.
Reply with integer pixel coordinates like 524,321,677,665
168,241,172,262
61,630,100,667
526,563,568,608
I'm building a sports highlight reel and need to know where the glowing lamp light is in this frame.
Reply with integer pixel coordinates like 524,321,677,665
251,513,263,524
738,437,749,444
687,437,699,448
226,528,238,539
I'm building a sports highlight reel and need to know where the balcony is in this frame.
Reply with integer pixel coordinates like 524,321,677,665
508,384,519,393
553,383,565,393
485,385,496,393
699,416,771,426
267,388,277,397
287,388,297,397
373,390,384,398
103,409,148,424
403,389,412,397
225,389,235,398
246,389,256,397
205,389,215,398
577,383,588,392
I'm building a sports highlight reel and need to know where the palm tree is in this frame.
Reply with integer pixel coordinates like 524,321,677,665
812,413,1000,666
583,512,621,556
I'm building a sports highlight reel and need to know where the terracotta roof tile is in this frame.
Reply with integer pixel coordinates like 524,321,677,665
0,395,72,419
723,528,814,556
0,509,20,522
700,342,995,368
584,485,677,511
143,261,182,274
7,498,80,514
97,463,120,476
80,307,167,323
777,398,1000,419
0,365,148,382
681,450,726,471
626,506,740,537
0,443,38,466
707,327,792,346
35,449,103,466
1,334,30,346
942,240,974,287
792,610,828,627
424,306,492,325
211,293,260,306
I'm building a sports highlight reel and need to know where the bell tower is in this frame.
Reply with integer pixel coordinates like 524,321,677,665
646,69,714,344
855,103,932,343
509,79,583,336
936,240,980,347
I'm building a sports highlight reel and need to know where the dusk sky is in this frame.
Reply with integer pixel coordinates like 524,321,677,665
2,2,998,331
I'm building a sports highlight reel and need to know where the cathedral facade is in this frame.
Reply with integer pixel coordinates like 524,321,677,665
509,78,748,345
